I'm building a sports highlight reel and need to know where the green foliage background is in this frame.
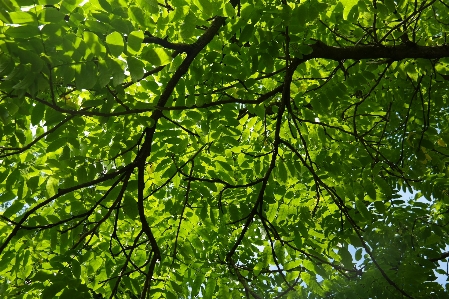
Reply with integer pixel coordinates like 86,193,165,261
1,0,449,298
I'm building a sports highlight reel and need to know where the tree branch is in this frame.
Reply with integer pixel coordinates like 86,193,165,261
308,41,449,61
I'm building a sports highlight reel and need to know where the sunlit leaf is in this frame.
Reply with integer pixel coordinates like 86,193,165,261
106,31,124,57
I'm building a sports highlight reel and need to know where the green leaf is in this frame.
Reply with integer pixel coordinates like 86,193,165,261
355,248,362,261
12,72,36,91
71,259,81,278
374,201,386,214
42,282,66,298
3,200,24,218
122,194,139,219
276,161,288,182
128,6,153,28
339,246,353,268
384,0,396,12
253,262,263,276
127,30,144,54
39,8,65,23
0,168,10,184
194,0,213,16
83,31,106,57
5,25,40,38
47,138,68,153
46,177,59,197
191,273,205,297
75,61,97,89
142,47,171,66
223,3,236,17
239,24,254,42
137,0,159,14
31,104,45,126
300,272,323,295
82,99,103,108
127,56,145,82
340,0,358,20
180,12,196,40
355,199,371,221
9,11,35,24
106,31,124,57
204,277,216,297
297,44,313,55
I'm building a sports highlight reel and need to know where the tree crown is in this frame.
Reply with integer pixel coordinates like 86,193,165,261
1,0,449,298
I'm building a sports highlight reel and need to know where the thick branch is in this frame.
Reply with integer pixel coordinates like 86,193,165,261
308,41,449,60
133,15,227,290
152,16,226,115
143,31,193,53
429,251,449,262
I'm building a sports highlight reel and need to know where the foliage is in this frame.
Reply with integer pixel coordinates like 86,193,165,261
1,0,449,298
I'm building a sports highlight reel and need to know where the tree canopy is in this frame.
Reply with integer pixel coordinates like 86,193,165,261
1,0,449,298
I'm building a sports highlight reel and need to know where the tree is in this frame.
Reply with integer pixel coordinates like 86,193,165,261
1,0,449,297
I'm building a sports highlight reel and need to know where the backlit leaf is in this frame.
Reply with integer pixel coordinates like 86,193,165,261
106,31,124,57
